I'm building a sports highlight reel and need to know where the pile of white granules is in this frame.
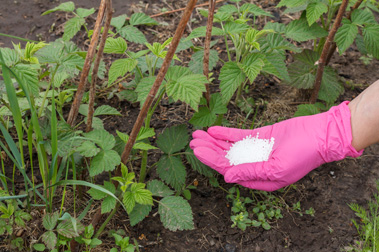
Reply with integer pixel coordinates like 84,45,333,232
225,133,275,165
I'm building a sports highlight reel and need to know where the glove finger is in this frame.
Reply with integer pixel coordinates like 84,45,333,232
224,162,268,182
193,146,231,175
208,126,273,142
190,139,228,153
237,180,284,192
192,130,231,150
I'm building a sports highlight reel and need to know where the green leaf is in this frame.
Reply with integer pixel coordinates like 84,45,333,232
159,196,194,231
133,142,158,150
277,0,307,8
63,17,85,41
285,49,319,89
306,2,328,25
84,129,116,150
11,64,39,97
218,4,238,15
187,26,225,40
108,58,138,85
42,231,57,250
87,186,107,200
240,53,265,83
240,3,273,17
156,124,188,154
165,65,192,81
219,61,245,103
33,244,46,251
77,141,100,157
262,52,290,81
147,180,174,197
90,150,121,176
137,127,155,140
157,155,186,191
94,105,121,116
294,104,321,117
129,204,152,226
335,23,358,55
185,147,214,177
130,13,158,26
259,33,300,53
318,67,343,103
188,49,219,74
111,14,128,30
57,219,84,238
210,93,227,114
224,21,250,35
135,76,164,107
363,24,379,59
351,9,376,25
355,34,368,55
43,212,59,231
123,191,135,214
263,23,286,34
0,48,19,66
119,25,147,44
42,1,75,15
104,37,128,54
76,8,95,18
285,18,328,42
130,183,153,205
166,73,207,111
102,196,117,214
189,107,217,127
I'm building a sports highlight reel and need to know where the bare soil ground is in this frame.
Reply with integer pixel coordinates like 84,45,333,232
1,1,379,252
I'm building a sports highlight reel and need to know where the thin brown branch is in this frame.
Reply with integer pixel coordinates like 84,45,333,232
86,0,113,132
120,0,198,166
310,0,349,104
203,0,216,106
66,0,107,127
150,0,223,18
325,0,364,66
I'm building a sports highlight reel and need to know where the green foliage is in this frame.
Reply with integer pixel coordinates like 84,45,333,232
110,233,135,252
159,196,194,231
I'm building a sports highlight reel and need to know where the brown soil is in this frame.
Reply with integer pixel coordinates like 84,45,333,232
1,1,379,252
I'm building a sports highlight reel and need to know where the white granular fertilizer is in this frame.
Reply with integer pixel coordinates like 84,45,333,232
226,134,275,165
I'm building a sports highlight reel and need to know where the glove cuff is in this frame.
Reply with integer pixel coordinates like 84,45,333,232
324,101,363,162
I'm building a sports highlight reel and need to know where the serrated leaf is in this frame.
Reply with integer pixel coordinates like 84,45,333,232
111,14,128,30
147,180,174,197
0,48,19,66
351,8,376,25
166,73,207,111
306,2,328,25
43,212,59,231
76,8,95,18
285,18,328,42
158,196,194,231
318,67,343,103
219,61,245,103
240,3,273,17
218,4,238,14
133,142,158,150
176,38,194,53
156,125,188,154
210,93,227,115
355,34,368,55
294,104,321,117
363,24,379,59
77,141,100,157
90,150,121,176
157,155,186,191
137,127,155,140
259,33,300,53
87,186,107,200
33,244,46,251
130,13,158,26
84,129,115,150
104,37,128,54
101,196,117,214
188,49,219,74
130,183,153,205
187,26,225,40
264,23,286,34
11,64,39,97
135,76,164,107
335,23,358,54
108,58,138,85
94,105,121,116
42,231,57,250
42,1,75,15
123,191,135,214
277,0,307,8
129,204,152,226
57,219,84,238
240,53,265,83
185,147,214,177
224,21,250,35
189,107,217,127
285,49,318,89
262,52,290,81
63,17,85,41
119,25,147,44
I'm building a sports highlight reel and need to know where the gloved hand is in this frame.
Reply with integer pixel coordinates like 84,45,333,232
190,101,363,191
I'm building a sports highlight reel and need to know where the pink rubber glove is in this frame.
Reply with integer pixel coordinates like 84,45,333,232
190,101,363,191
